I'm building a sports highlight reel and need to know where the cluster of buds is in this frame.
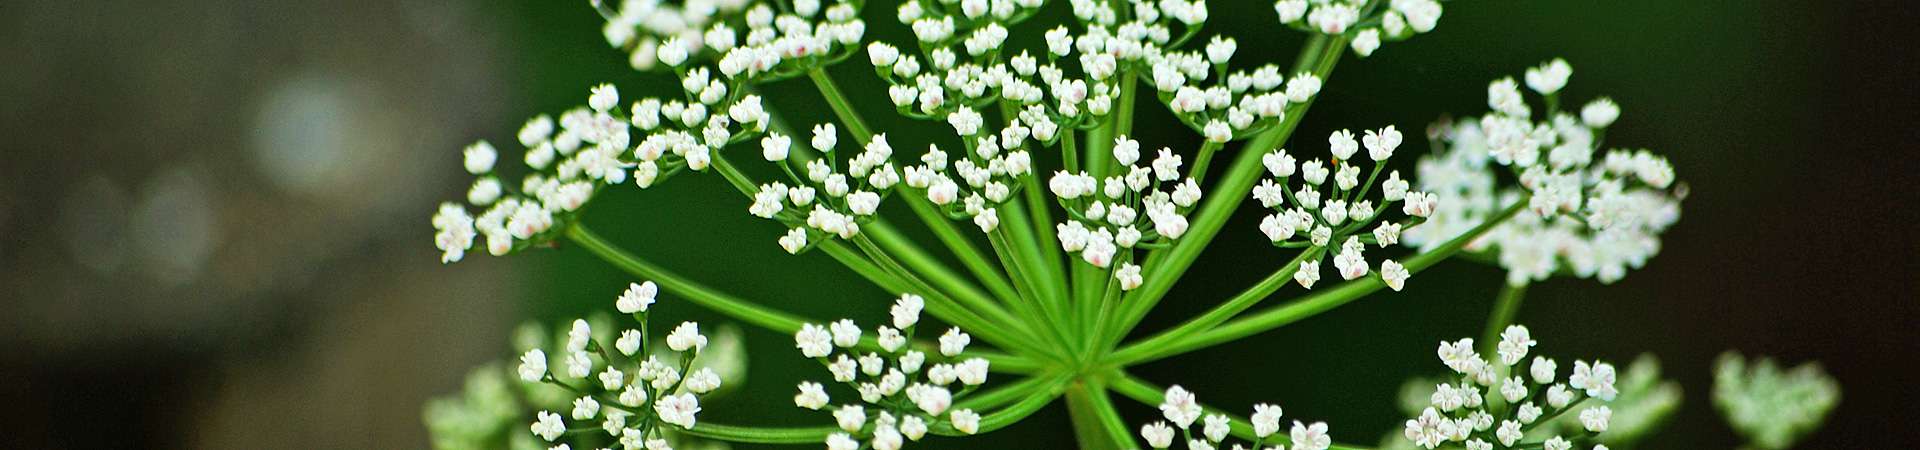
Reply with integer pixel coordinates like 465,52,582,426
599,0,867,76
1712,352,1841,450
517,281,727,450
1272,0,1446,57
1252,126,1437,291
1403,59,1684,285
1050,136,1206,289
1139,385,1334,450
751,124,905,252
1402,325,1619,450
792,294,994,449
1145,36,1326,143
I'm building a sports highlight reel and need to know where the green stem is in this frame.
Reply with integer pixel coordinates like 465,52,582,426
1188,140,1223,185
901,194,1024,308
930,374,1072,436
679,423,838,444
1103,248,1321,365
866,220,1020,323
563,224,1042,373
1478,282,1528,356
1119,200,1527,366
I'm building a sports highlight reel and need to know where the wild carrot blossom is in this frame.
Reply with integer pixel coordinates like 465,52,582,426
424,1,1713,449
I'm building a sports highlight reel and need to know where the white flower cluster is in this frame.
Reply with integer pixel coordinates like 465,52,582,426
1402,59,1684,285
1139,385,1333,450
1272,0,1445,57
515,281,724,450
434,82,678,263
752,124,904,253
793,294,993,449
1712,352,1840,450
1145,35,1326,143
599,0,866,76
1051,136,1206,287
1252,127,1437,291
1402,325,1617,450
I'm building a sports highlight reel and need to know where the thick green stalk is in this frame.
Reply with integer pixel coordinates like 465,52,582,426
1107,371,1372,450
1478,282,1528,356
900,195,1024,306
1102,34,1348,352
1065,380,1133,450
1120,200,1528,365
565,224,1041,372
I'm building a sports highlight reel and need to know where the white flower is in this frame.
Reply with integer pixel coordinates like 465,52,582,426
1496,420,1522,446
531,410,565,441
685,368,722,393
1531,357,1558,384
1328,130,1359,160
812,123,838,152
1286,73,1322,103
566,319,592,352
588,84,618,112
1517,403,1543,424
901,415,928,441
1405,408,1445,449
666,322,706,352
796,324,833,358
827,433,858,450
1141,421,1176,448
1547,384,1574,408
1351,29,1381,57
1403,191,1438,217
518,349,547,382
1203,414,1231,442
1116,263,1144,290
956,358,990,385
1497,325,1537,365
1295,259,1321,289
654,393,701,428
1364,126,1403,161
1544,436,1572,450
1501,377,1528,402
572,396,600,420
796,382,830,410
949,409,981,434
949,106,984,135
564,350,592,378
1251,403,1283,438
1582,98,1620,128
1524,58,1572,95
974,207,1000,232
619,385,647,407
829,319,862,348
1274,0,1308,23
892,294,924,329
911,384,953,415
1159,385,1203,428
464,140,497,174
1580,405,1612,432
1381,259,1411,291
1291,421,1331,450
939,328,971,356
617,281,657,313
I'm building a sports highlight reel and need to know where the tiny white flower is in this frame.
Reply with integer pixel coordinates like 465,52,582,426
939,327,971,356
829,319,862,348
949,409,981,434
1142,421,1176,448
796,323,833,358
1531,357,1558,384
572,395,600,420
654,393,701,428
892,294,924,329
1580,405,1612,432
617,281,657,313
795,381,830,410
1291,421,1332,450
518,349,547,382
531,410,565,441
1381,259,1411,291
1582,98,1620,128
1203,414,1231,442
666,322,707,352
464,141,497,174
1160,385,1203,428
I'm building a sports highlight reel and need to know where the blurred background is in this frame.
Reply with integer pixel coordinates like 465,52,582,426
2,0,1914,448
